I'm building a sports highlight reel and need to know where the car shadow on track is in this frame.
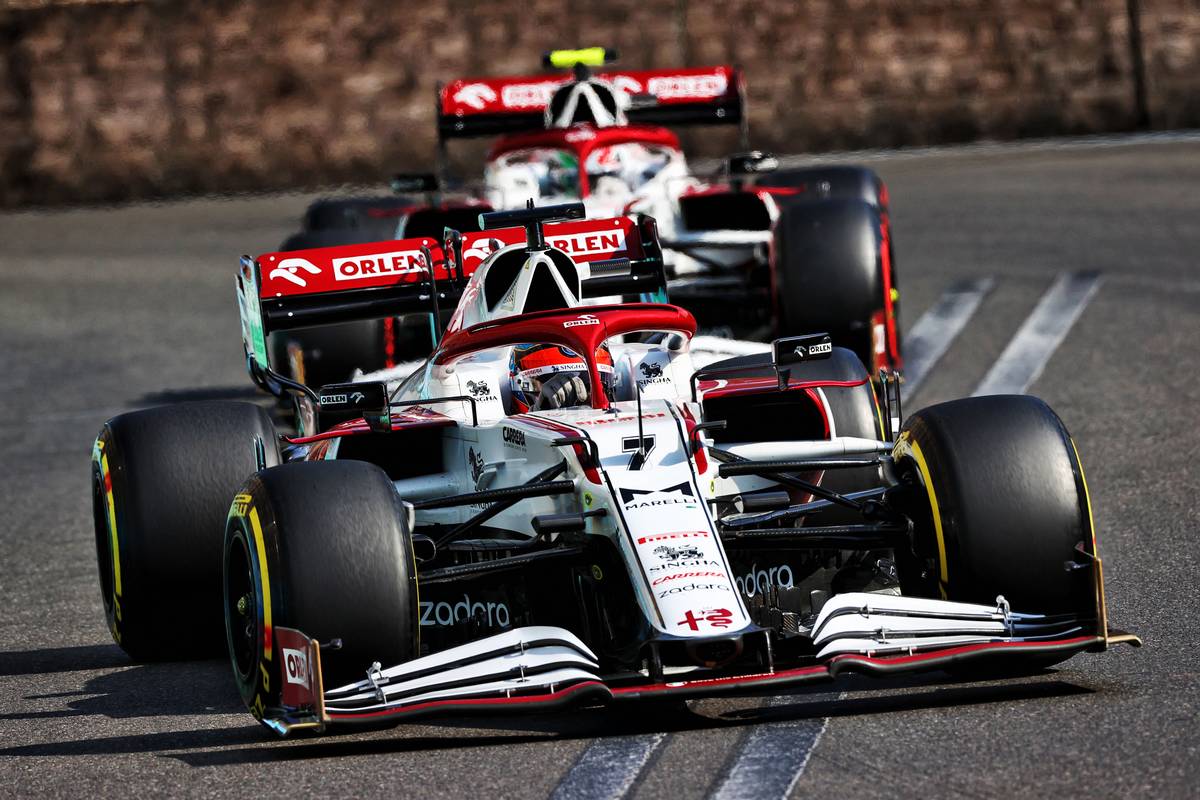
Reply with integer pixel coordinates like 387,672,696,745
721,674,1096,725
166,704,703,769
0,644,133,676
0,653,264,759
0,724,266,758
1,649,243,724
162,673,1094,768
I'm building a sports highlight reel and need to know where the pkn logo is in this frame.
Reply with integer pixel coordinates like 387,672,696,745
268,257,322,288
452,83,498,110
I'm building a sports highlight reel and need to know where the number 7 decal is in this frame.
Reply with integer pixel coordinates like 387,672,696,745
621,435,656,470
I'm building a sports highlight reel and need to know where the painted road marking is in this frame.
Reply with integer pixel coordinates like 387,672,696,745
711,693,837,800
549,733,667,800
903,277,995,396
972,270,1103,396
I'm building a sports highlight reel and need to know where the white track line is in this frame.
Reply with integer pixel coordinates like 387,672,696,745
903,277,995,396
703,279,999,800
711,693,836,800
549,733,667,800
972,270,1103,396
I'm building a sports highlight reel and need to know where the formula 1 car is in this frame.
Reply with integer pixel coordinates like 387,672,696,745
91,204,1135,736
453,49,900,372
272,48,900,391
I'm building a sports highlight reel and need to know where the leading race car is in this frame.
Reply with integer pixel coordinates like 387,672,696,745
91,204,1136,736
273,48,900,391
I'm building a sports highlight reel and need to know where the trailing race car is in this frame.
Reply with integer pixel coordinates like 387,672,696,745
450,49,900,373
91,203,1135,736
272,48,900,391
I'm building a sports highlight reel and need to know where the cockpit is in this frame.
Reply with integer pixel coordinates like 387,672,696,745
484,134,687,214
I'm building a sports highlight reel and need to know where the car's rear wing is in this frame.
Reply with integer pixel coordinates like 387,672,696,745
437,65,745,140
237,214,668,393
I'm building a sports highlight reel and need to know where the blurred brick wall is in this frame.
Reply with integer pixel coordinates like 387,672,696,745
0,0,1195,205
1139,0,1200,128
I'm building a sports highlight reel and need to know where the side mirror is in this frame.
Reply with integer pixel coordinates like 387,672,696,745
727,151,779,177
773,333,832,366
391,173,440,195
318,381,391,432
772,333,832,390
626,93,659,110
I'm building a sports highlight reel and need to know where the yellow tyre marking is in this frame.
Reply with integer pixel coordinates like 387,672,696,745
231,493,252,517
99,450,123,604
1070,437,1108,637
1069,438,1098,554
93,436,124,638
287,342,307,387
894,432,949,598
248,506,273,660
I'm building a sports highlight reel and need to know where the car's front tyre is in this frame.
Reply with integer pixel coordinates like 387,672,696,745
893,394,1098,617
223,460,419,724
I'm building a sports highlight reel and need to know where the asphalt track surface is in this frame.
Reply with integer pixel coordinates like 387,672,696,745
2,136,1198,798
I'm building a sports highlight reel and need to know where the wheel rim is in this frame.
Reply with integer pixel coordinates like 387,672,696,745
91,465,115,617
224,532,258,682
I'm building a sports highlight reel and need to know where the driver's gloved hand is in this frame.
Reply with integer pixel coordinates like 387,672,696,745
537,374,589,409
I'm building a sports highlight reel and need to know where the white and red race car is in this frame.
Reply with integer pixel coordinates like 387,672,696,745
91,203,1135,735
275,49,900,388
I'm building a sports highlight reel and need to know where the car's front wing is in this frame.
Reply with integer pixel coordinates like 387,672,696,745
263,594,1139,737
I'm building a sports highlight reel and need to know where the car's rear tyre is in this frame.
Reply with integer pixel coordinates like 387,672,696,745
91,402,279,660
301,196,413,238
269,320,389,389
893,395,1097,617
771,198,887,369
223,460,418,722
756,164,886,210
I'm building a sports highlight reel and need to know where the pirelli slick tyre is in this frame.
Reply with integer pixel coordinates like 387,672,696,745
269,320,389,390
91,402,280,660
894,395,1097,617
300,196,413,238
223,461,418,722
772,198,885,368
756,164,886,210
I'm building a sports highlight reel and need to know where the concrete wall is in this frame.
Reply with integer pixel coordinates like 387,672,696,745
0,0,1196,206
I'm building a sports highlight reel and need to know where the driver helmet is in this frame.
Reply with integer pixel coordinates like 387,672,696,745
509,343,615,412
